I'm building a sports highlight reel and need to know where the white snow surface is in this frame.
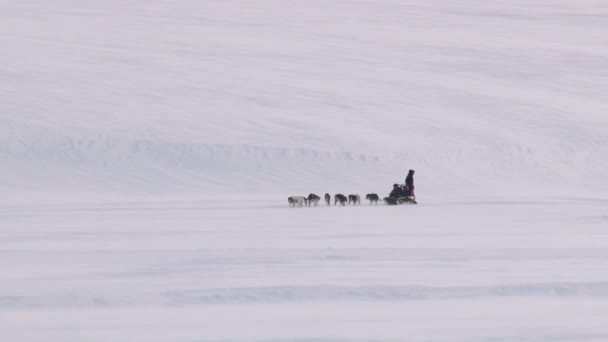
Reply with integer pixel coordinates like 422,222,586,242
2,0,608,341
3,197,608,341
3,0,608,197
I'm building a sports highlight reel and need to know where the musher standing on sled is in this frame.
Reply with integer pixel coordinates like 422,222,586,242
384,169,418,205
404,169,415,199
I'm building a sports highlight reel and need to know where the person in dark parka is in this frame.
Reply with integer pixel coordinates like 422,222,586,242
405,169,415,197
389,183,404,198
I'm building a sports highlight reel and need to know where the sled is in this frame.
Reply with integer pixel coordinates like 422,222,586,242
383,196,417,205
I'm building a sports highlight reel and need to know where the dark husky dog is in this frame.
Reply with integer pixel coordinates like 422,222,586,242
348,194,361,205
324,193,331,205
288,196,307,207
365,193,379,205
307,193,321,206
334,194,347,206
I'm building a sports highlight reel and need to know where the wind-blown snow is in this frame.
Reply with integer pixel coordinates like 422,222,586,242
2,0,608,341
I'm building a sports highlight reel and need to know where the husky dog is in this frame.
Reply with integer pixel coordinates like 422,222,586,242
334,194,347,206
365,193,379,205
348,194,361,205
324,193,331,206
307,193,321,206
288,196,307,207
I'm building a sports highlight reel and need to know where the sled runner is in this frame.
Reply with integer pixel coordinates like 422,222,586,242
383,196,417,205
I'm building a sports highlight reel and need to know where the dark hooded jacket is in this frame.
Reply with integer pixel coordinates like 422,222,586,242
389,185,404,198
405,170,415,190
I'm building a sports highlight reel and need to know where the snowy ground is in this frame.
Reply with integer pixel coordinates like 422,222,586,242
2,0,608,341
2,196,608,341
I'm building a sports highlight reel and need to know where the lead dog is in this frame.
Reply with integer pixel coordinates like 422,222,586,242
307,193,321,206
365,193,379,205
334,194,347,206
288,196,307,207
324,193,331,206
348,194,361,205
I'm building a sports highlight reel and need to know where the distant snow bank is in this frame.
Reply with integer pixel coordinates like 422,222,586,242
2,134,605,198
2,0,607,198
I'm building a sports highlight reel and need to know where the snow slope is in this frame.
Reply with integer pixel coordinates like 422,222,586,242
2,0,608,198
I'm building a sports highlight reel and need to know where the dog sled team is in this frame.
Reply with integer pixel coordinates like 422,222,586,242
288,193,377,207
288,169,417,207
